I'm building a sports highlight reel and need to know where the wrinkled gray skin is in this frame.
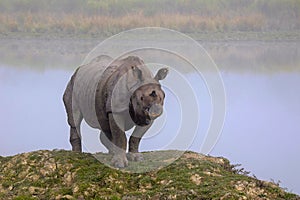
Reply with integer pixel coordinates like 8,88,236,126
63,55,168,168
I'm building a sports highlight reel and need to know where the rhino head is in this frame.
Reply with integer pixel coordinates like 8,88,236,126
129,67,169,126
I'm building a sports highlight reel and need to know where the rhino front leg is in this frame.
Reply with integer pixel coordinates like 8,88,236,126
99,131,113,154
108,113,128,168
128,123,152,161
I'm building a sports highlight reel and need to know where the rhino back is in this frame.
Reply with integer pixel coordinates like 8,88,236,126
73,55,113,129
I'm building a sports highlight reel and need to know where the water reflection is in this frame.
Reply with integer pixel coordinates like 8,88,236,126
210,72,300,194
0,66,70,155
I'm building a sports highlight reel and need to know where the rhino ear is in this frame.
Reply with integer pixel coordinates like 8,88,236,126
154,68,169,81
131,66,143,81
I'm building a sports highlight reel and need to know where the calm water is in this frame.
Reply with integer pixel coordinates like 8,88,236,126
0,40,300,194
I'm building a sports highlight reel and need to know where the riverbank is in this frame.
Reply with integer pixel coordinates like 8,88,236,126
1,30,300,42
1,36,299,73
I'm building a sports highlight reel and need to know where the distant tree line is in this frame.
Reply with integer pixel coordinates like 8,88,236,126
0,0,299,35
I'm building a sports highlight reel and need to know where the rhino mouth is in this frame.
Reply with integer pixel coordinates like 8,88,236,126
129,99,163,126
129,101,152,126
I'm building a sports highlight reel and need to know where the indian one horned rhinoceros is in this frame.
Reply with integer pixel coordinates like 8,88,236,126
63,55,168,168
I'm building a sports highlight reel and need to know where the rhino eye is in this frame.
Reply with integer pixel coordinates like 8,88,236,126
140,96,144,101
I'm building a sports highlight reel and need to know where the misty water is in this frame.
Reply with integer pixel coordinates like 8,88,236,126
0,40,300,194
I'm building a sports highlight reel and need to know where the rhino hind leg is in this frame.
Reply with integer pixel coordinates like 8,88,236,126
69,110,83,152
63,70,83,152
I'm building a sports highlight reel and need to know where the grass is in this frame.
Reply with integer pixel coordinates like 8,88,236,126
0,150,299,199
0,12,268,35
94,150,183,173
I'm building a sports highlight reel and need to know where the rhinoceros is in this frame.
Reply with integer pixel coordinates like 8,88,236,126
63,55,168,168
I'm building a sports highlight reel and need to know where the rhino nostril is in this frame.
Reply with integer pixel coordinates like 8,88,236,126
150,90,157,97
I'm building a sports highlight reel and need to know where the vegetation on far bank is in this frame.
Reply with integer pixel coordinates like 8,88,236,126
0,150,299,199
0,0,299,39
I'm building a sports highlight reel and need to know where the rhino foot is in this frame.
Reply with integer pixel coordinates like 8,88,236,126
111,153,128,168
127,152,144,162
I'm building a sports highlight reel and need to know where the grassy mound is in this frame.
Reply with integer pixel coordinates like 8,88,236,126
0,150,299,199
